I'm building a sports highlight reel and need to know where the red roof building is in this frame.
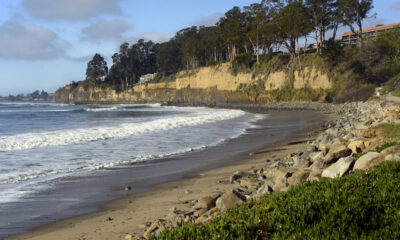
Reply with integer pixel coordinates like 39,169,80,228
341,23,400,45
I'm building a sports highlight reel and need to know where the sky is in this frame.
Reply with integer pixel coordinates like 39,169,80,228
0,0,399,96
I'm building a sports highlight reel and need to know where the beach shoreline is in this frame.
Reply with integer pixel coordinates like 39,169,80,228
4,109,333,240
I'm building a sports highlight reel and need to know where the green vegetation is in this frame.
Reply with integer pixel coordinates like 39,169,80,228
151,161,400,240
392,91,400,97
57,0,400,105
374,123,400,140
86,53,108,82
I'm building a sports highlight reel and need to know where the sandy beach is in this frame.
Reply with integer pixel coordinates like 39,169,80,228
4,110,332,240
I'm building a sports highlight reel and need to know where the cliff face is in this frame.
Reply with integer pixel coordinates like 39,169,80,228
55,63,333,104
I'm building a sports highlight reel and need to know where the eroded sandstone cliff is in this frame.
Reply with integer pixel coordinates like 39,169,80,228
55,63,332,104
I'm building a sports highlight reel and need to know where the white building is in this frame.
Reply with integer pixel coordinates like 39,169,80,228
139,73,157,84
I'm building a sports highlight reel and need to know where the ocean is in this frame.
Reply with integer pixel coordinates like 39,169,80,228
0,102,263,236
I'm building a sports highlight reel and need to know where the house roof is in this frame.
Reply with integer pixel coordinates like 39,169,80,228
342,23,400,36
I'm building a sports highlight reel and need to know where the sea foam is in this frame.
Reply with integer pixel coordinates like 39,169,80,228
0,108,245,152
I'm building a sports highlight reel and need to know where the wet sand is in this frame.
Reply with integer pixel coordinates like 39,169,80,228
4,110,331,240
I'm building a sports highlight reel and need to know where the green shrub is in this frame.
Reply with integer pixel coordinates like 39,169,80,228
231,52,256,75
333,84,375,103
151,161,400,240
321,39,344,66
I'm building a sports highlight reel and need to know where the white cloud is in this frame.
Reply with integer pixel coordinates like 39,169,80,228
363,17,386,29
22,0,122,20
128,32,173,44
0,21,69,60
192,12,224,27
81,19,132,43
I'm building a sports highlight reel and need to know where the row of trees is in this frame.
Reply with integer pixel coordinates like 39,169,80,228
85,0,374,90
2,90,50,101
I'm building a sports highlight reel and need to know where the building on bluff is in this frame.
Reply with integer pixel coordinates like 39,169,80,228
341,22,400,45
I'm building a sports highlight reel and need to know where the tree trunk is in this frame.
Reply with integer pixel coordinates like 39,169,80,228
214,46,217,62
357,13,364,50
315,30,320,54
256,36,259,65
332,22,339,41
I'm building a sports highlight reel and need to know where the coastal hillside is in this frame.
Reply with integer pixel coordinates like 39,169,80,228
54,0,400,105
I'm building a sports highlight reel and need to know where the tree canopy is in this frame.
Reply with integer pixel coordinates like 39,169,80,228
86,53,108,81
83,0,378,90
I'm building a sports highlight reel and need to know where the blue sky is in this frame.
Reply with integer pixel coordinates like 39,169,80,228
0,0,399,96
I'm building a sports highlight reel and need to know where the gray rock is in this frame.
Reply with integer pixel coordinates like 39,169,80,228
273,174,289,192
306,144,318,153
321,156,355,178
308,169,323,181
348,140,365,154
287,170,310,186
353,152,381,170
215,191,245,212
143,220,165,238
385,153,400,161
256,181,274,195
293,156,311,169
324,144,352,164
230,171,252,184
318,142,330,155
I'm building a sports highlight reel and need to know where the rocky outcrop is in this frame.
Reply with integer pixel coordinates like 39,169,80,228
55,63,332,104
140,100,400,239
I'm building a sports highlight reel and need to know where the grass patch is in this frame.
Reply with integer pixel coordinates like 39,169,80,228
151,161,400,240
392,91,400,97
374,123,400,140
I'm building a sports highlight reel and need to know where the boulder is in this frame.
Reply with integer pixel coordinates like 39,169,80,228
318,143,330,155
293,156,310,169
273,174,289,192
348,140,365,154
324,144,352,165
256,182,274,195
306,144,318,153
353,152,381,170
240,179,259,188
310,156,324,170
215,191,244,212
307,169,323,181
385,154,400,161
321,156,355,178
230,171,251,183
311,152,324,163
194,208,207,218
195,214,210,225
273,168,295,183
342,133,354,142
287,170,310,186
364,141,373,149
326,128,339,136
143,220,165,238
125,234,133,240
194,196,214,210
